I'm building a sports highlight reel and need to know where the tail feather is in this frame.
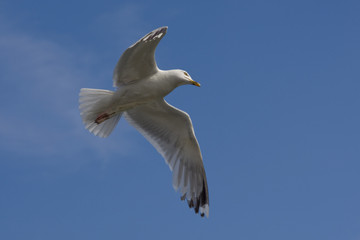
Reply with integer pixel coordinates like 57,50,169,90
79,88,121,138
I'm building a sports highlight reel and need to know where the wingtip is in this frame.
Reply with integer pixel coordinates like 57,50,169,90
159,26,168,33
180,179,209,218
200,204,209,218
157,26,168,33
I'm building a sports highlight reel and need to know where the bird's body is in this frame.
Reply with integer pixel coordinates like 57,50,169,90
79,27,209,217
81,69,191,124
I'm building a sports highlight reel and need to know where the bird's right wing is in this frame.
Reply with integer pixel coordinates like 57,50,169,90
124,99,209,217
113,27,167,87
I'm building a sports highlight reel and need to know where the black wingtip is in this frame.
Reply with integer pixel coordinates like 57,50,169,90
181,179,209,218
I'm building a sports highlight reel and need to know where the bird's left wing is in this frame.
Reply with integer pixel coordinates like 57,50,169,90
124,99,209,217
113,27,167,87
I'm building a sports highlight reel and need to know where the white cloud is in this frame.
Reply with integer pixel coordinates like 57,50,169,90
0,12,143,162
93,4,148,47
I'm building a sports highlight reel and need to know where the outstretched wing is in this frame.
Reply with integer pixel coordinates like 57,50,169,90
124,99,209,217
113,26,168,87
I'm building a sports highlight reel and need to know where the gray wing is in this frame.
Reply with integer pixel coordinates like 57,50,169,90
113,26,168,87
124,99,209,217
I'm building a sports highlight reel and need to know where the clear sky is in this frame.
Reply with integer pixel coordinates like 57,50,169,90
1,0,359,239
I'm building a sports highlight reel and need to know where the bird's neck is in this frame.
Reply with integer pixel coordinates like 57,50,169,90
147,70,183,98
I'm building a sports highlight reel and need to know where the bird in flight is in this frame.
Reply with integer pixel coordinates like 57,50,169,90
79,26,209,217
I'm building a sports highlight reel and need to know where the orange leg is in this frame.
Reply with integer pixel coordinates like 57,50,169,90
95,112,115,124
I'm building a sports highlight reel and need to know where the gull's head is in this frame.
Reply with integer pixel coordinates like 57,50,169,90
183,71,201,87
172,70,200,87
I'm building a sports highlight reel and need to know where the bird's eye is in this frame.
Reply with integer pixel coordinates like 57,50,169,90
184,72,189,77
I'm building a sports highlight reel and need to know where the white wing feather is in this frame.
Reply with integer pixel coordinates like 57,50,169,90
112,26,168,87
124,99,209,217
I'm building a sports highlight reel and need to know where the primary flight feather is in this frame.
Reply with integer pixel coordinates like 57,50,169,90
79,26,209,217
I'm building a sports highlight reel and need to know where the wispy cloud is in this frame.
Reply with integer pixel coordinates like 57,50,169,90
0,10,145,162
93,4,148,48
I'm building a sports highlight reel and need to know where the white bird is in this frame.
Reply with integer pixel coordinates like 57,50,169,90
79,27,209,217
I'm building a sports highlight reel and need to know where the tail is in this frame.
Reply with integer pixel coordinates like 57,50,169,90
79,88,122,138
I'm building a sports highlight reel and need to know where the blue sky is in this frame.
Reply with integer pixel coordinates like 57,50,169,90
1,0,359,239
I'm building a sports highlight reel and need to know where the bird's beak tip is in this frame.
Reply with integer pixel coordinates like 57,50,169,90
191,80,201,87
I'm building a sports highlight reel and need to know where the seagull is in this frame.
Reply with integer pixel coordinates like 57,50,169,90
79,26,209,217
